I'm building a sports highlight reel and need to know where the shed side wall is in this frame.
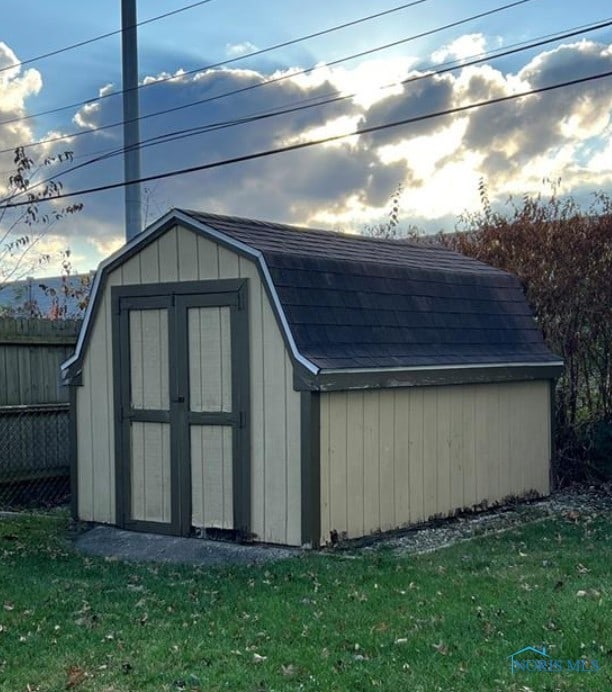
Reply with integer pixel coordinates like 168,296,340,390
319,380,551,545
76,225,301,545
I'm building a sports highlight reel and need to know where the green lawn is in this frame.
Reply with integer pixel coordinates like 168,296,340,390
0,509,610,691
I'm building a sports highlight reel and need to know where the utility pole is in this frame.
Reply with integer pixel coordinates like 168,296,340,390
121,0,142,241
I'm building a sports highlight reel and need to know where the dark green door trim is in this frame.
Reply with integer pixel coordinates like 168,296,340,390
300,391,320,549
111,280,250,539
231,285,251,537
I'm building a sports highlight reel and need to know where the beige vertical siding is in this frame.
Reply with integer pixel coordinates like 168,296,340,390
76,284,116,523
319,380,551,546
75,224,301,545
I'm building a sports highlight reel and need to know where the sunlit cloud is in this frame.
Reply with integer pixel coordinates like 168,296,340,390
0,29,609,275
225,41,258,58
432,33,488,63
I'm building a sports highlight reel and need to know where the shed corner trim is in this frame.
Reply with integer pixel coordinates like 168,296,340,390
300,391,320,549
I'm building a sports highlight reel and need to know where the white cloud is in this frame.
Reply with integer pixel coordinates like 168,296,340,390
0,43,41,158
225,41,258,58
3,36,610,273
432,33,488,64
589,127,612,171
285,57,418,109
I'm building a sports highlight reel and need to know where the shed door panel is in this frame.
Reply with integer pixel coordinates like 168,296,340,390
130,421,171,523
187,306,234,530
190,425,233,529
119,298,178,534
129,309,169,409
188,307,232,413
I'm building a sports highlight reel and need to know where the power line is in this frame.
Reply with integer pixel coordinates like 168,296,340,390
2,0,549,162
0,0,430,128
0,0,216,74
2,67,610,210
8,16,612,199
3,16,610,206
0,0,530,132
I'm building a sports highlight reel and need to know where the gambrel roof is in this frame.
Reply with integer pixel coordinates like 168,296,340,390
62,209,562,389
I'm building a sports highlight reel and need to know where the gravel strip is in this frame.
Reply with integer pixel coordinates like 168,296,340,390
358,486,612,557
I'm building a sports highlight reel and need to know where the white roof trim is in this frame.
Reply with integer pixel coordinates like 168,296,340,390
321,361,564,375
172,211,319,375
62,209,179,374
61,209,320,376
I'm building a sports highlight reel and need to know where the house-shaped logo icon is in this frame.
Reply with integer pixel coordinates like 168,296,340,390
508,646,551,674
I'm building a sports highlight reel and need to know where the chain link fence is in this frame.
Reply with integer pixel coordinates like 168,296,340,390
0,404,71,510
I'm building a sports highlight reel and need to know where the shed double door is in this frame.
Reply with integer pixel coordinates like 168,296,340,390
113,281,249,537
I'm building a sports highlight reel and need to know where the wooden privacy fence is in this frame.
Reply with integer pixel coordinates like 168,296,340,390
0,318,80,509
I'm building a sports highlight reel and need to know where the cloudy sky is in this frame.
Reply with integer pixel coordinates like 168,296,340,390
0,0,611,274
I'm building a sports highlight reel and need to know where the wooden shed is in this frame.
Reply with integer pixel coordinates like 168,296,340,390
62,210,562,547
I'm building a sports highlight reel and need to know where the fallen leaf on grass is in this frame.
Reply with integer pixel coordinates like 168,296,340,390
432,642,449,655
3,603,14,611
281,664,297,677
66,665,87,689
253,653,267,663
394,638,408,645
371,622,388,633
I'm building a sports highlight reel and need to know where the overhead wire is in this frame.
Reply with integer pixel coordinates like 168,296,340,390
0,0,431,128
1,0,549,162
0,0,530,133
0,0,216,74
2,67,611,210
6,16,611,201
22,4,605,160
